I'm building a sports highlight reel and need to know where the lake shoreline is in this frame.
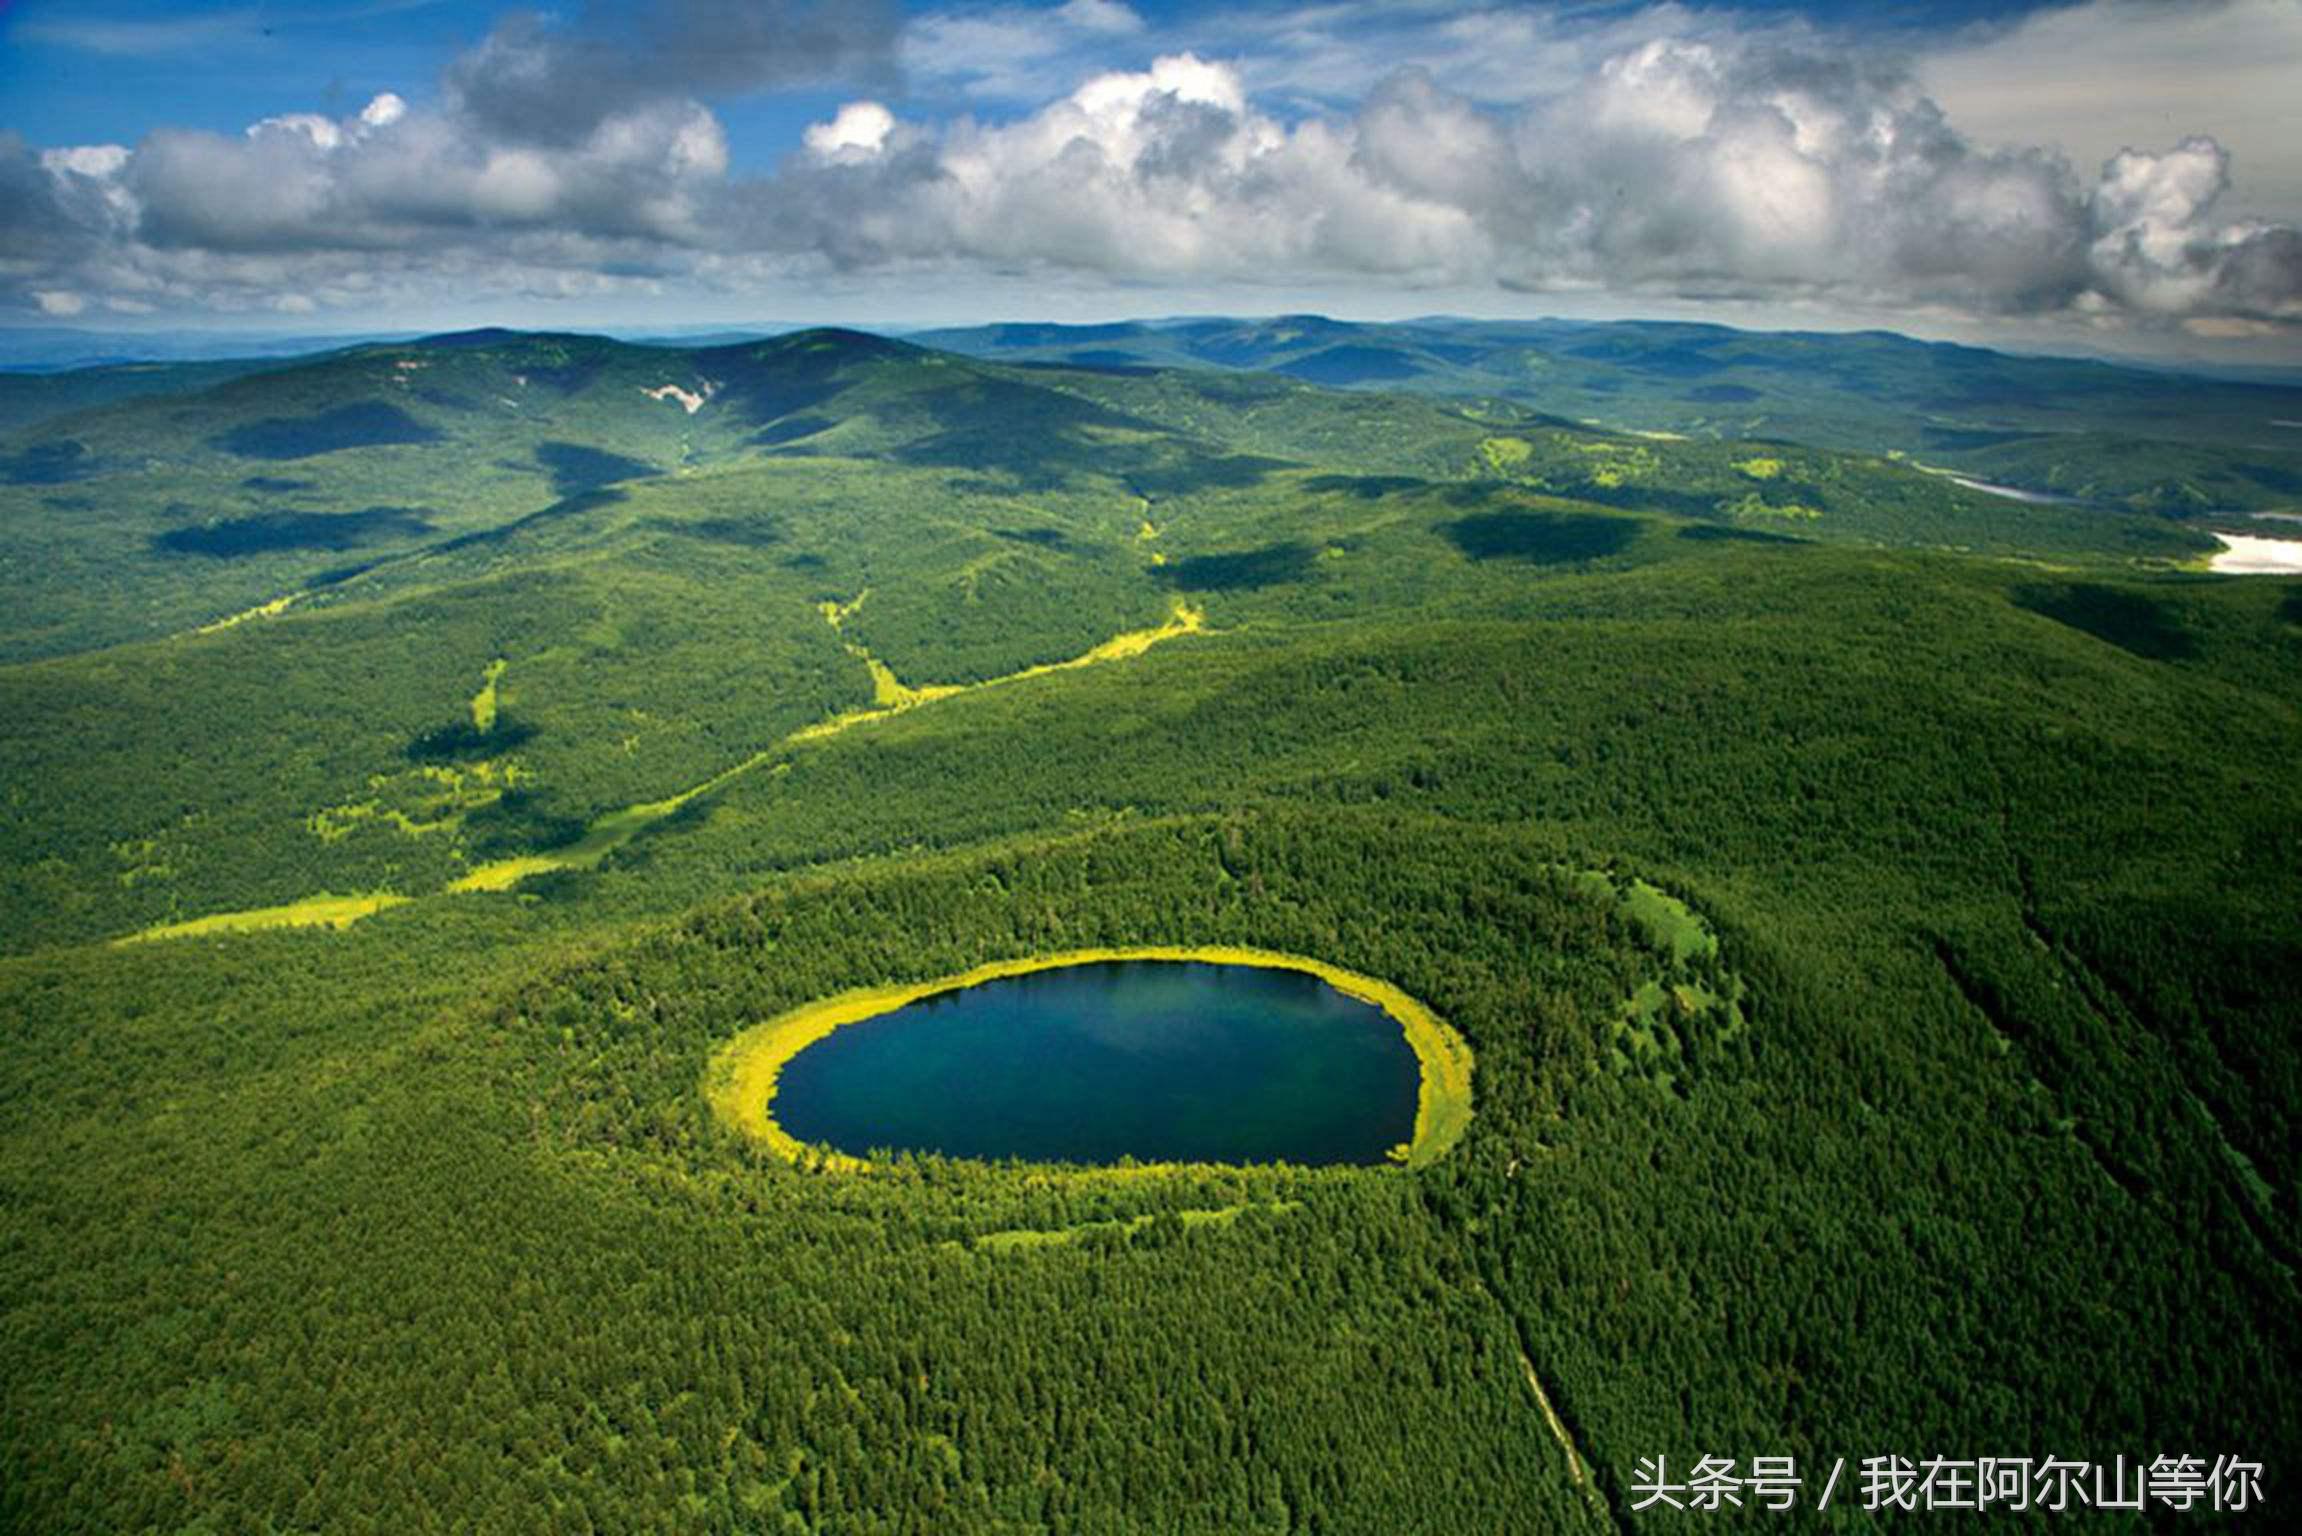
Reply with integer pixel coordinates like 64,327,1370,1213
705,945,1476,1174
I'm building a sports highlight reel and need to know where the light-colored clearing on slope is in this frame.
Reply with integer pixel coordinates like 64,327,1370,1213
471,658,508,733
452,597,1205,893
704,945,1473,1174
312,759,523,844
861,656,965,711
195,592,301,634
445,854,569,894
642,382,712,414
1020,597,1204,673
116,891,409,945
1480,436,1534,473
2211,533,2302,574
1618,879,1716,965
1515,1347,1613,1526
1517,1351,1589,1488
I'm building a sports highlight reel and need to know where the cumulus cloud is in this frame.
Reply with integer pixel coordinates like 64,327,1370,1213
0,4,2295,334
761,40,2296,324
115,87,730,256
1482,39,2096,309
0,0,899,318
805,102,897,159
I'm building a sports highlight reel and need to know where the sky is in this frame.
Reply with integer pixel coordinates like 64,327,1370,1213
2,0,2298,363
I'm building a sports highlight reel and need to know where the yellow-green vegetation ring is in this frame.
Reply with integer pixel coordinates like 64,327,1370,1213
705,945,1474,1173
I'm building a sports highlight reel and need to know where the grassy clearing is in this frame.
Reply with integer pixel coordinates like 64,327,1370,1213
1559,870,1740,1091
860,656,965,711
1560,871,1716,964
1479,436,1533,473
445,854,571,894
704,945,1475,1173
1619,879,1716,964
470,658,507,733
1727,492,1822,520
312,759,521,843
115,891,408,944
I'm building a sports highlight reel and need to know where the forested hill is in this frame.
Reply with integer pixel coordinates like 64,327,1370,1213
1,316,2298,1532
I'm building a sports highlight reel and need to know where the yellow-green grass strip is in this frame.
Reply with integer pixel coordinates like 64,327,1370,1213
446,794,703,892
115,891,409,945
194,591,301,635
455,600,1207,894
705,945,1473,1173
470,658,508,733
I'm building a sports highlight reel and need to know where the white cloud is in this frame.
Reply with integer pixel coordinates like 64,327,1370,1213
361,93,410,131
250,114,347,152
2088,137,2301,319
40,145,132,178
805,102,897,159
856,54,1481,279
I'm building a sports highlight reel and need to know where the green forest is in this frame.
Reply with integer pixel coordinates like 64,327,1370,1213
1,323,2298,1532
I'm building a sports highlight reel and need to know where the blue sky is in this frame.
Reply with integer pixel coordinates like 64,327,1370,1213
1,1,2296,359
4,3,483,143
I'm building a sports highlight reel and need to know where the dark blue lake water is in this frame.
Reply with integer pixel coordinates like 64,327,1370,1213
773,959,1422,1165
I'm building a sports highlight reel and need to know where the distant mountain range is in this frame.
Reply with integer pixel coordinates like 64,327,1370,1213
6,316,2297,517
915,315,2302,516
